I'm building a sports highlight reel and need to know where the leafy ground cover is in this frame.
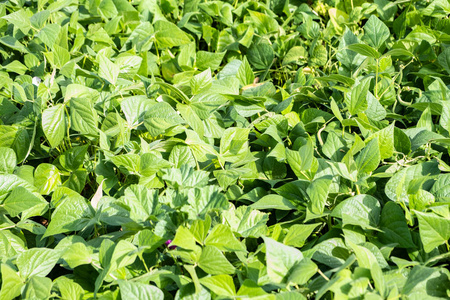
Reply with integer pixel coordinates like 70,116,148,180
2,0,450,298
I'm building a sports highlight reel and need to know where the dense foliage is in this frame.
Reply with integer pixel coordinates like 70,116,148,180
2,0,450,298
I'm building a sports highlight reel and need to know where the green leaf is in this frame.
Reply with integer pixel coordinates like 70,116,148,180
286,140,317,180
288,258,318,286
30,10,50,29
50,45,70,68
306,176,332,216
17,248,61,279
365,91,386,121
337,29,364,71
196,51,225,72
430,174,450,202
190,69,212,95
366,123,395,160
248,10,279,34
355,139,380,174
362,15,390,49
54,277,84,300
0,264,24,300
59,145,88,171
331,194,381,229
169,145,196,168
348,242,378,269
237,279,269,298
0,36,29,53
0,174,36,201
42,104,66,148
190,93,228,120
123,184,158,222
247,42,274,70
1,9,32,33
177,104,204,138
144,102,185,137
251,194,296,210
21,276,52,299
160,165,209,189
385,160,439,203
98,54,119,85
111,153,140,174
379,202,415,248
121,96,155,129
346,78,371,115
171,226,197,251
3,187,47,218
402,266,450,298
70,98,99,136
118,280,164,300
184,186,229,220
154,20,191,48
222,205,269,238
263,236,303,284
200,275,236,297
283,223,320,248
204,224,246,252
4,61,27,75
37,23,61,48
219,127,250,164
236,57,255,86
190,215,211,245
283,46,308,66
438,47,450,75
415,211,450,253
60,243,92,268
347,44,381,59
198,246,235,275
0,147,16,174
44,195,94,237
34,163,61,195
